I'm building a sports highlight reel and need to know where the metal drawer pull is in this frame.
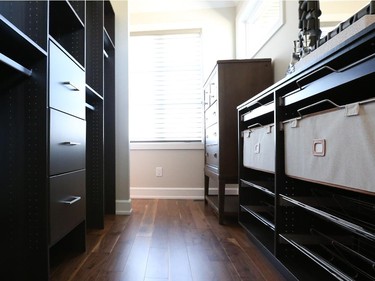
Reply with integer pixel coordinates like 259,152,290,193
295,53,375,90
283,97,375,124
297,99,342,119
60,196,81,205
62,81,80,91
247,123,263,129
296,65,337,90
61,141,81,146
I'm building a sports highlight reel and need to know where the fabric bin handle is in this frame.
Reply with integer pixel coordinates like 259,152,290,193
297,99,343,119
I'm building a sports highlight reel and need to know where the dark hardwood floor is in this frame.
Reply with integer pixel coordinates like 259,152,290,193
50,199,286,281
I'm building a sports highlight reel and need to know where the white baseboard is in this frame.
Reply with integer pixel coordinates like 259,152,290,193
116,199,133,215
130,186,238,199
130,187,204,199
206,186,238,195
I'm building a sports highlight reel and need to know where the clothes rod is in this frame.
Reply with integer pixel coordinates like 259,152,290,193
0,52,32,76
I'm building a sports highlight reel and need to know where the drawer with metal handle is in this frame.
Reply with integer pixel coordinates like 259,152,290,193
205,101,218,128
203,70,218,109
208,79,218,106
243,123,275,173
205,144,219,168
49,169,85,246
284,98,375,194
49,40,85,119
49,108,86,175
205,123,219,146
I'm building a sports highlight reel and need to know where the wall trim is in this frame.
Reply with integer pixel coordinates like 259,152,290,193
130,142,204,150
130,186,238,199
116,199,133,215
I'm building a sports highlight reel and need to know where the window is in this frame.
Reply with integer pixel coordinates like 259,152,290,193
236,0,284,58
129,29,203,143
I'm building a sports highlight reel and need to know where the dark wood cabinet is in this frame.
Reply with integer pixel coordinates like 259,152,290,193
237,14,375,281
47,2,87,265
0,1,116,279
204,59,273,224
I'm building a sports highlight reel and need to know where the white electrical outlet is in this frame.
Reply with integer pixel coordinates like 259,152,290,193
156,167,163,177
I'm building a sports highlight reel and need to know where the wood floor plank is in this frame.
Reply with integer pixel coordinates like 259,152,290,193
167,203,193,281
102,240,133,273
150,199,170,248
137,199,157,237
220,237,267,281
117,203,143,243
176,199,197,229
120,235,151,281
187,199,210,230
187,244,238,281
69,252,109,281
168,246,193,281
145,247,169,279
92,233,120,254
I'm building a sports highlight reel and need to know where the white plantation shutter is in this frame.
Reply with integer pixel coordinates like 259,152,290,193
129,30,203,142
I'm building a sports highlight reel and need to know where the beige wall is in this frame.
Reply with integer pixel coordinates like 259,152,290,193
319,1,369,23
252,0,369,82
252,1,299,82
130,148,205,198
112,0,132,214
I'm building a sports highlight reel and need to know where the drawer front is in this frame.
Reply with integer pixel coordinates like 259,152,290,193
205,124,219,146
204,88,210,110
50,109,86,175
243,125,275,173
50,170,85,246
205,101,218,128
49,40,85,119
205,144,219,167
203,69,218,110
208,73,218,106
285,101,375,194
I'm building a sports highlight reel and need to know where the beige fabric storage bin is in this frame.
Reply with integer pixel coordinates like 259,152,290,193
284,99,375,194
243,124,275,173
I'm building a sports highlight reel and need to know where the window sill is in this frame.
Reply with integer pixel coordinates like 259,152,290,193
130,142,204,150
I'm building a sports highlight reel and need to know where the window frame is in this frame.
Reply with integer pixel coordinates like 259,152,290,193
236,0,285,58
128,28,204,147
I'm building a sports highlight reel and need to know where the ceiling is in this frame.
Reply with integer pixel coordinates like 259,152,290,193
128,0,239,14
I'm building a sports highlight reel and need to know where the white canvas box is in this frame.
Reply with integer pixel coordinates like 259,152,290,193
243,124,275,173
284,99,375,194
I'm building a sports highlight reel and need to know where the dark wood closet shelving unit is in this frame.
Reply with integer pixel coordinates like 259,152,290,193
238,11,375,280
0,1,116,279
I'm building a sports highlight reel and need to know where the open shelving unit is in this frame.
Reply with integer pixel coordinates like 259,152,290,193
238,10,375,280
0,1,116,279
